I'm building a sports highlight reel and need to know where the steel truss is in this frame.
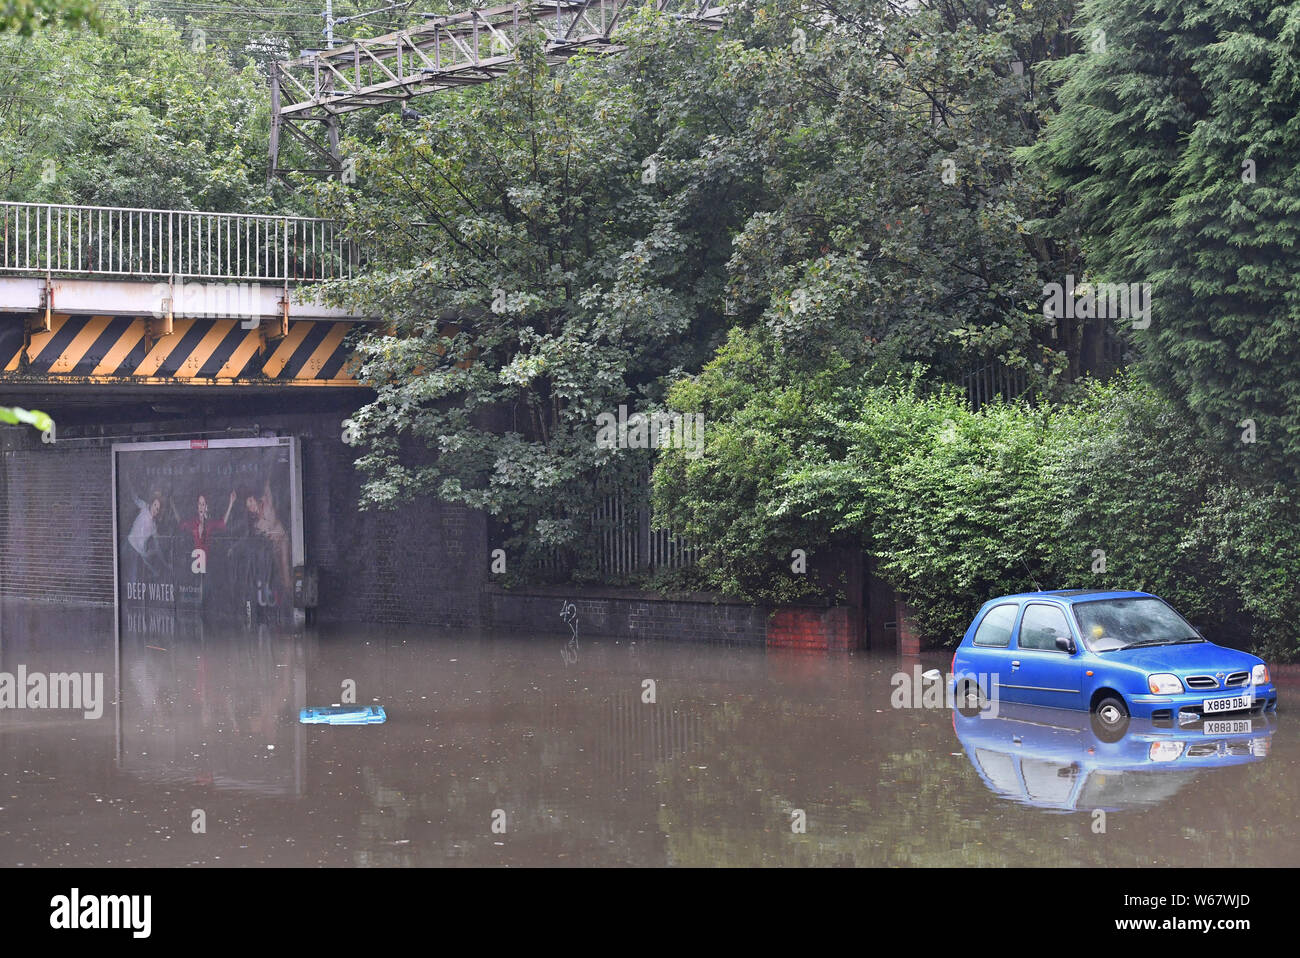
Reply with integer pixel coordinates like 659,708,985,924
269,0,725,181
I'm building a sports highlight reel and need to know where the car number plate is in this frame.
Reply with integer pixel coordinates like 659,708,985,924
1202,694,1252,714
1203,719,1252,734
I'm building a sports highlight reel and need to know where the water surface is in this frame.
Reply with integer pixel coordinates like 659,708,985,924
0,603,1294,866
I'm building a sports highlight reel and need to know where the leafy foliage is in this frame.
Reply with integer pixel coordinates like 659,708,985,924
310,23,757,566
4,0,1285,658
1045,378,1235,630
320,0,1091,560
0,0,98,35
658,350,1300,656
1030,0,1300,477
1190,483,1300,661
651,328,862,602
0,0,277,211
655,329,1067,634
719,0,1081,387
867,394,1065,641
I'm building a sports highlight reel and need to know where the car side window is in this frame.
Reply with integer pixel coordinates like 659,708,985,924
1018,603,1072,651
972,604,1017,647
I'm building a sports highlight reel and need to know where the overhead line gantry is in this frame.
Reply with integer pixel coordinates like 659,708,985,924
269,0,726,182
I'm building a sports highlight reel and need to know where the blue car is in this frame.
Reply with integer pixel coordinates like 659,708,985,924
950,590,1279,735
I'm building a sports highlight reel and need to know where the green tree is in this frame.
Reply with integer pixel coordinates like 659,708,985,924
1029,0,1300,476
311,21,757,569
0,0,98,35
654,328,1068,634
1044,378,1238,634
0,1,277,211
718,0,1081,390
138,0,456,72
318,0,1092,575
650,328,864,602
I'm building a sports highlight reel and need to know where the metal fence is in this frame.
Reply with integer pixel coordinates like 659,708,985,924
962,360,1029,409
592,478,700,578
530,472,700,579
0,201,356,282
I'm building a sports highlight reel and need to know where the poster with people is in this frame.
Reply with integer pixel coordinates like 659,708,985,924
114,438,302,623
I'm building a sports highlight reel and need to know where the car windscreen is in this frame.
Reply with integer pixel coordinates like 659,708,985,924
1073,597,1202,652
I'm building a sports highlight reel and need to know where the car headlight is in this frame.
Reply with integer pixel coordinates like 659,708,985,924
1252,664,1269,685
1149,741,1185,762
1148,673,1183,694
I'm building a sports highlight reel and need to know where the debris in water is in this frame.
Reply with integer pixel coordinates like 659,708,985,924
299,706,387,725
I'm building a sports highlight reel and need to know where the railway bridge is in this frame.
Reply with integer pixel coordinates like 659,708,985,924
0,200,480,631
0,200,369,403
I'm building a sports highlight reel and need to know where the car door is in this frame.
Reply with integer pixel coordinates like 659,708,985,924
965,602,1021,702
1008,602,1084,710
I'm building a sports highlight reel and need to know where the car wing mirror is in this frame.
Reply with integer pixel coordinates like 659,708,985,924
1055,635,1076,653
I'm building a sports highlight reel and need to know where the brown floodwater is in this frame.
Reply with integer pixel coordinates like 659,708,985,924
0,601,1295,866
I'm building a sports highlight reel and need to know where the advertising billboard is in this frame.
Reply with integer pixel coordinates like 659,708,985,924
111,437,303,623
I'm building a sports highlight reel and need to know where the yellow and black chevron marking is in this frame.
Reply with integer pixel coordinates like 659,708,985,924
0,314,361,386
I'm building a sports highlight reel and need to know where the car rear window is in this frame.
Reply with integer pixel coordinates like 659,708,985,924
973,604,1017,647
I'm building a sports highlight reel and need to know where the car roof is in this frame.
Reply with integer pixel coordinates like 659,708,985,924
986,589,1156,605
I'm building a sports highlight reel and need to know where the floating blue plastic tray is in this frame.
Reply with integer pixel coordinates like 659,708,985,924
299,705,387,725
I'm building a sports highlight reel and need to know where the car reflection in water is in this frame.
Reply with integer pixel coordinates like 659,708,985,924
952,700,1274,812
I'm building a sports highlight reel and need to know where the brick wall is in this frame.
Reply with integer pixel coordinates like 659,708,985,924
0,409,489,628
0,406,867,648
766,606,863,652
483,586,770,645
263,416,488,629
483,586,873,649
895,600,922,655
0,442,114,605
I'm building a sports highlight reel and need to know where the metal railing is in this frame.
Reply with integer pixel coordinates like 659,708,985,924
270,0,726,178
529,471,700,579
592,472,699,577
0,201,356,283
962,360,1029,409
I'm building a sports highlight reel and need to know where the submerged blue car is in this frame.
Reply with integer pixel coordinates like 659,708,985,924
950,590,1278,735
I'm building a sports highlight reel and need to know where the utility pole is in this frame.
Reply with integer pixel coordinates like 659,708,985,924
323,0,339,173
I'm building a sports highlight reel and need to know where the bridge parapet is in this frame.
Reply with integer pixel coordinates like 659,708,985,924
0,201,356,283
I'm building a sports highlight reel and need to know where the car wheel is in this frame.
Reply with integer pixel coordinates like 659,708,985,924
1091,694,1130,742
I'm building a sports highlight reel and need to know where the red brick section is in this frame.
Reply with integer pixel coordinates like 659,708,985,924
1270,662,1300,686
766,606,864,651
895,600,921,656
